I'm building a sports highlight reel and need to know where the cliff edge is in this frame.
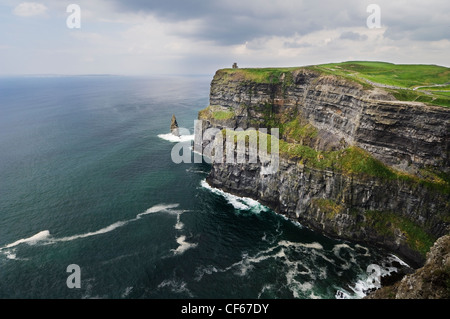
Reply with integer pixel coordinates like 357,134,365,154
197,62,450,270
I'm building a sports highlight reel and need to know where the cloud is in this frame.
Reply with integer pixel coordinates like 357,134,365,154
109,0,367,45
1,0,449,75
108,0,450,45
283,41,312,49
375,0,450,42
340,31,368,41
13,2,48,17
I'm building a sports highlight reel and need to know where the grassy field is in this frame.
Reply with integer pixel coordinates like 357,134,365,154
218,67,299,84
315,61,450,88
313,61,450,107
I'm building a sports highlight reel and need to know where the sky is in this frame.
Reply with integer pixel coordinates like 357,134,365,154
0,0,449,75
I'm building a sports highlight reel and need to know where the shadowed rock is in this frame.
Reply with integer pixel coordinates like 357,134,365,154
171,114,179,137
366,235,450,299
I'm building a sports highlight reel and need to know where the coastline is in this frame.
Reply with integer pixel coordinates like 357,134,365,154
195,63,450,298
201,177,415,298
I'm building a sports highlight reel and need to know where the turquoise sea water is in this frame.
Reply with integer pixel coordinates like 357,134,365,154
0,75,406,299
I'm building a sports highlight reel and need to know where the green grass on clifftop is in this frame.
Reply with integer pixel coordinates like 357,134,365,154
316,61,449,88
313,61,450,107
217,67,299,84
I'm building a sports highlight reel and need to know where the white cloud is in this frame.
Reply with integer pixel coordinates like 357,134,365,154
1,0,449,75
13,2,48,17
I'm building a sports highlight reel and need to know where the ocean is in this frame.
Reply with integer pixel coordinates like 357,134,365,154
0,75,408,299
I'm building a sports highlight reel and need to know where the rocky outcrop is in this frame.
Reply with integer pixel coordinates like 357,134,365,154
366,235,450,299
171,114,180,137
198,67,450,267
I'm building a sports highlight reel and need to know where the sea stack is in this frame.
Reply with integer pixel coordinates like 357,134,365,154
171,114,180,137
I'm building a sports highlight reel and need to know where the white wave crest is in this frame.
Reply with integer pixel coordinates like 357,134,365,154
257,284,274,299
0,204,180,258
158,279,194,297
158,133,194,143
335,254,411,299
174,214,184,230
171,235,198,255
194,239,329,298
54,221,128,243
201,179,269,213
55,203,180,243
5,251,17,260
194,265,222,281
2,230,51,249
216,244,285,278
137,203,180,218
279,240,323,250
355,244,371,257
278,214,303,228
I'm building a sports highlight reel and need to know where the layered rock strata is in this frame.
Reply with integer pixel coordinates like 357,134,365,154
198,67,450,267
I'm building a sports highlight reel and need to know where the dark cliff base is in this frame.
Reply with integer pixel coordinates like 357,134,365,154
365,235,450,299
206,174,420,268
206,160,446,268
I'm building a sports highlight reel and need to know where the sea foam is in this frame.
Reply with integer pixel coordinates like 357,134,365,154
278,240,323,250
0,230,52,260
335,254,411,299
0,204,181,258
200,179,269,213
55,203,180,243
2,230,51,249
158,278,194,297
158,133,194,143
171,235,198,255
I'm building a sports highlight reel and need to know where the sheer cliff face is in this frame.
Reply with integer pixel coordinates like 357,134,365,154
208,69,449,172
199,68,450,266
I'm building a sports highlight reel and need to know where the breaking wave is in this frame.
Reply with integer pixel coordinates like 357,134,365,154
2,230,51,250
194,236,411,299
336,254,410,299
157,133,194,143
200,179,270,213
194,238,329,298
0,204,181,259
171,235,198,255
158,278,194,297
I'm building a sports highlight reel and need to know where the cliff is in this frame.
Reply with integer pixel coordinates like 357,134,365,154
197,63,450,268
203,67,449,173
